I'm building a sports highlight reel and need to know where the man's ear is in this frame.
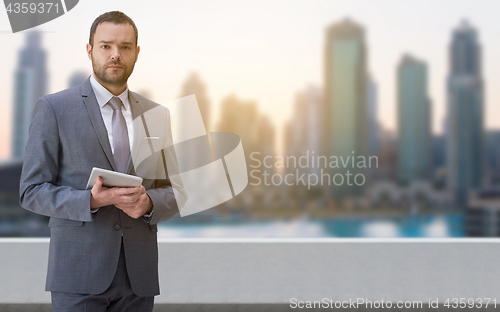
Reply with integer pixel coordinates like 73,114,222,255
86,43,92,60
136,45,140,62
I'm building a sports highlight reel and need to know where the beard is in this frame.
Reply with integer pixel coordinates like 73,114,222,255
91,57,134,86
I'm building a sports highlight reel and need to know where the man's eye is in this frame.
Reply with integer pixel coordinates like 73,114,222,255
122,46,130,50
101,45,109,49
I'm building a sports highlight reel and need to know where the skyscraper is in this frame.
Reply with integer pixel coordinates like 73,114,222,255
217,95,258,161
305,86,324,179
175,73,213,185
365,75,381,186
447,21,484,207
324,18,367,196
286,85,323,176
68,71,88,88
367,75,380,158
11,32,47,159
397,54,431,185
217,95,261,210
180,72,211,132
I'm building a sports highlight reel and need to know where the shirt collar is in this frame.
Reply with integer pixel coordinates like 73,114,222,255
90,75,130,111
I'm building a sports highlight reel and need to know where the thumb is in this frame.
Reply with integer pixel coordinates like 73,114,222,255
95,176,103,189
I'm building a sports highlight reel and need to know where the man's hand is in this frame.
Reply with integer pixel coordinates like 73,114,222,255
90,176,153,219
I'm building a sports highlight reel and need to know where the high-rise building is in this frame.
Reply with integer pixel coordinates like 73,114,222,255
218,95,258,161
376,128,398,181
324,18,367,196
485,131,500,185
432,135,446,175
256,115,275,159
180,72,211,132
11,32,47,159
217,95,261,210
68,71,89,88
174,73,212,192
367,75,380,158
305,85,324,177
397,54,431,184
366,75,381,187
285,85,323,176
446,21,484,207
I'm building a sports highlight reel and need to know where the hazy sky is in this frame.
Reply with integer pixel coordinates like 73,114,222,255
1,0,500,159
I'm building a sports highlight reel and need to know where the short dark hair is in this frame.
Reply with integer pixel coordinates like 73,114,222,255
89,11,138,47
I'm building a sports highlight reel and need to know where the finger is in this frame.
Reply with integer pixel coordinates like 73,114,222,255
127,196,140,204
118,193,142,203
92,177,105,196
95,176,112,191
115,186,142,196
117,195,140,206
93,176,103,189
118,192,148,205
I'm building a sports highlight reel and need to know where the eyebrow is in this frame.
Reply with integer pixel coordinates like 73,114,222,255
98,40,134,45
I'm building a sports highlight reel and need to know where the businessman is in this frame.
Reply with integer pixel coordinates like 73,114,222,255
19,11,184,311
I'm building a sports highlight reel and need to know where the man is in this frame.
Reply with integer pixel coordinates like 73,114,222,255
19,11,184,311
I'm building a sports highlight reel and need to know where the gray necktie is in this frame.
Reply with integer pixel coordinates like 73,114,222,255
109,96,130,173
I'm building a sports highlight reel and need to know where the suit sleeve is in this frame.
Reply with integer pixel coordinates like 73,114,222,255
19,97,93,222
145,108,187,225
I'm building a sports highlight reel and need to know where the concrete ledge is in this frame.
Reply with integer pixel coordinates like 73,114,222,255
0,304,499,312
1,238,500,305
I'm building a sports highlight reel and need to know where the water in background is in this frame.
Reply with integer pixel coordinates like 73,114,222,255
158,214,464,238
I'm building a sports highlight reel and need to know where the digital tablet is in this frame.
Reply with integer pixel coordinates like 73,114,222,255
86,167,143,189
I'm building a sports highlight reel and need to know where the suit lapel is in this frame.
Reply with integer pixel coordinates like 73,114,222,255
81,78,117,171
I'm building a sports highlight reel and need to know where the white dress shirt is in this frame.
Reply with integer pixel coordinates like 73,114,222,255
89,75,134,153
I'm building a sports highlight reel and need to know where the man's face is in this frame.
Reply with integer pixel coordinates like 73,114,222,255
86,22,140,87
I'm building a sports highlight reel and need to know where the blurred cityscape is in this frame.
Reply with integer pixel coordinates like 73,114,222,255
2,17,500,238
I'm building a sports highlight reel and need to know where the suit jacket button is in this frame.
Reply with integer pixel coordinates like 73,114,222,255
114,224,121,230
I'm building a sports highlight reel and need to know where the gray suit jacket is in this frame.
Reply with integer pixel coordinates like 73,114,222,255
19,78,182,296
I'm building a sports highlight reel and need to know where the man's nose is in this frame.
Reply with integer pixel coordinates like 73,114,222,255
110,47,121,61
